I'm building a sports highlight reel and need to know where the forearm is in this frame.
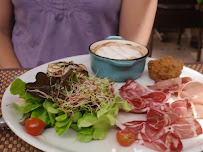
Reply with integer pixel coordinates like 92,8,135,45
119,0,158,46
0,32,21,68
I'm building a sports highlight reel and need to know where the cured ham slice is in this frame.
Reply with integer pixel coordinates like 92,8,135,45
142,92,167,103
171,117,202,139
122,102,202,139
128,98,150,113
138,132,183,152
119,79,151,101
117,108,202,152
181,77,193,84
117,77,203,151
120,80,171,113
171,100,188,117
119,78,198,115
148,77,192,92
123,121,146,134
123,120,166,142
188,103,203,119
115,119,126,130
147,109,179,128
128,92,169,113
178,81,203,118
192,104,203,118
179,81,203,105
147,77,182,92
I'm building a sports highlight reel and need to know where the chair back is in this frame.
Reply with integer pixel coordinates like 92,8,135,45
158,0,197,9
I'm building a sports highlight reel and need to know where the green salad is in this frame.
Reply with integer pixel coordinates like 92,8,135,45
10,62,131,142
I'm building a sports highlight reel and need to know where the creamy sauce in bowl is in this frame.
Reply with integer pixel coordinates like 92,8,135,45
90,41,148,60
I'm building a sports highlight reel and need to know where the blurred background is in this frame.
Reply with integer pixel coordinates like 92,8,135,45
148,0,203,63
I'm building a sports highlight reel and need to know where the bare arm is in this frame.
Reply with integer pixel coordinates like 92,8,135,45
119,0,158,46
0,0,21,68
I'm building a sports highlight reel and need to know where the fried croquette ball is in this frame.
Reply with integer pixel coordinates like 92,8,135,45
148,56,183,80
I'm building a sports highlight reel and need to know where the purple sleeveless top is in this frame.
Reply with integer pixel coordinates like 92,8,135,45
11,0,122,68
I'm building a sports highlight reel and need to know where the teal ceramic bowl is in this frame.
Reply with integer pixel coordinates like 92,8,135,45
89,36,149,82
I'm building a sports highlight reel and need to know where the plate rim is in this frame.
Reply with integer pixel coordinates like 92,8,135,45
1,54,203,152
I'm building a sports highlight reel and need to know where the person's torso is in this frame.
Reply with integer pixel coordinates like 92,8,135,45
12,0,122,68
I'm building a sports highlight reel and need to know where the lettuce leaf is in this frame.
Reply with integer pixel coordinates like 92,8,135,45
77,127,94,142
10,77,133,142
93,115,111,140
120,100,132,112
14,101,41,115
10,78,26,96
73,111,82,123
77,113,97,129
77,133,93,143
55,117,72,136
31,106,50,126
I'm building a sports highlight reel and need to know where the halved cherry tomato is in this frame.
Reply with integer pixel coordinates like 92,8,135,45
116,129,136,147
25,118,45,136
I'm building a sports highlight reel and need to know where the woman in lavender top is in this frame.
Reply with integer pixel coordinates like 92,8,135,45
0,0,158,68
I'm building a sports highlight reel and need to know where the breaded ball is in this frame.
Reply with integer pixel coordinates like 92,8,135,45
148,56,183,80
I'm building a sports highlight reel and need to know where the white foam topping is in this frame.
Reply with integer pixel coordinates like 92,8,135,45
93,42,144,60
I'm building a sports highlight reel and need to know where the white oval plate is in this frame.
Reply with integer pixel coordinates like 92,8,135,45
2,55,203,152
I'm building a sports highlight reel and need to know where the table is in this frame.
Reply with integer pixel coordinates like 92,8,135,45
0,64,203,152
0,69,41,152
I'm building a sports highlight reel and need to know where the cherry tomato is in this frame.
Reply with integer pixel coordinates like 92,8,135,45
116,130,136,147
25,118,45,136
